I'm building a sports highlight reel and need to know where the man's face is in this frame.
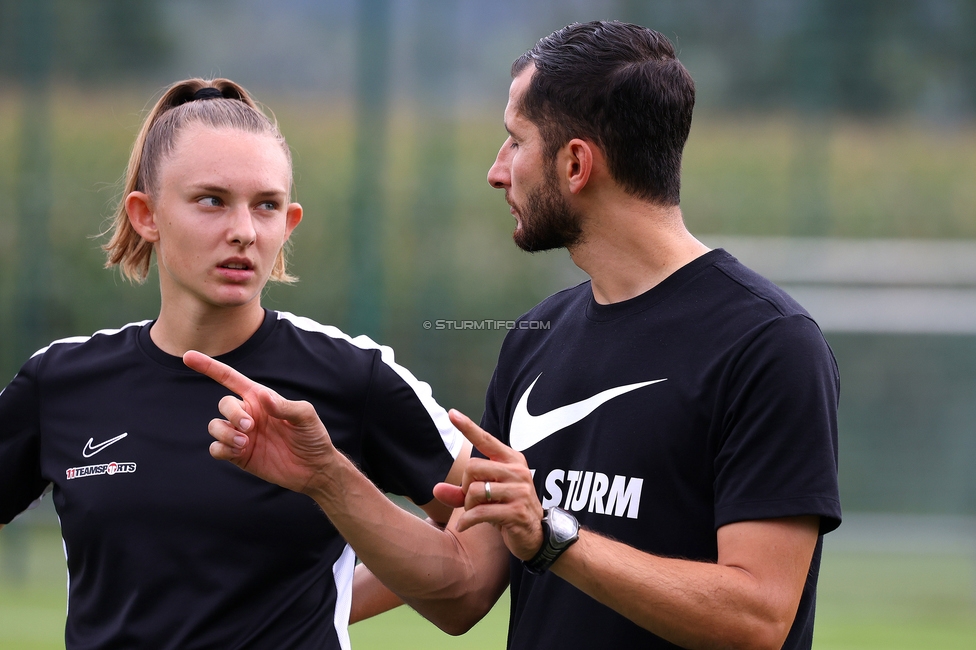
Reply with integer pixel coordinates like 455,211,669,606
487,68,583,252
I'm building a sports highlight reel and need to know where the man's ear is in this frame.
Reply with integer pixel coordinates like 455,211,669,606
562,138,595,195
125,191,160,243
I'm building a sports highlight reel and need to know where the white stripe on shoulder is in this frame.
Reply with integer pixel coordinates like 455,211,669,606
30,320,152,359
276,311,463,458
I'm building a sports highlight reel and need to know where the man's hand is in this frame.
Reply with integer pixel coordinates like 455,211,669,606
183,350,337,495
432,409,545,561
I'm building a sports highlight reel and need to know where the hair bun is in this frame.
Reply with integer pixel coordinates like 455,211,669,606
192,87,224,101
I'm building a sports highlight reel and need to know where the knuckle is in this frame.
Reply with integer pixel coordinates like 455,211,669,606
465,458,488,476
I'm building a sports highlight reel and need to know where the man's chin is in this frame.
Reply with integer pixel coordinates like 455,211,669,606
513,229,563,253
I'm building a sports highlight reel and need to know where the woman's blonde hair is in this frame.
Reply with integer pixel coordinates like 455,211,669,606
103,78,297,283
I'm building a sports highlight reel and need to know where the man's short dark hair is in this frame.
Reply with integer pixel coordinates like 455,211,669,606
513,21,695,206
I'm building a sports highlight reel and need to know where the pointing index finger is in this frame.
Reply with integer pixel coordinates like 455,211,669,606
448,409,517,463
183,350,256,397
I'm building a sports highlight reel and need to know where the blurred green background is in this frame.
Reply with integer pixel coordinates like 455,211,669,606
1,0,975,648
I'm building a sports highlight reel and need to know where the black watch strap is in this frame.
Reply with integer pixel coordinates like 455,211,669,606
524,507,579,575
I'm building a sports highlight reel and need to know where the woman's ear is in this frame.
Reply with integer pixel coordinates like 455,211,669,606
125,191,159,243
283,202,303,241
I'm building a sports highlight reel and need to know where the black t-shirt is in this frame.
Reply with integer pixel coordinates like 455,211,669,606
0,310,461,650
481,249,841,649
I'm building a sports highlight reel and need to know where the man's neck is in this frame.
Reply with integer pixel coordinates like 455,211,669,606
568,196,710,305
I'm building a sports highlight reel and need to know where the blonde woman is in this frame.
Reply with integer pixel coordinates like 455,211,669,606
0,79,465,649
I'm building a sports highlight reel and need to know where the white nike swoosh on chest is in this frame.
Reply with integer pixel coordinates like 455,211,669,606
83,432,128,458
509,374,666,452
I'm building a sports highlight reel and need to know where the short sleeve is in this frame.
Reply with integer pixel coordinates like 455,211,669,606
359,351,460,505
469,366,508,464
479,369,502,438
713,314,841,534
0,355,50,524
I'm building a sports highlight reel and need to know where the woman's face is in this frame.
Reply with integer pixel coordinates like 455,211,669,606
137,123,301,314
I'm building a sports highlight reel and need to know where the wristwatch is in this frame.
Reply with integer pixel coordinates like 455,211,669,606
523,506,580,575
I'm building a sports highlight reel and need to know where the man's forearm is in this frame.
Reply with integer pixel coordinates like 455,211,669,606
552,518,819,650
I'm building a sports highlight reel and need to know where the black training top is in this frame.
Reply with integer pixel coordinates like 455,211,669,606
481,249,841,649
0,310,461,650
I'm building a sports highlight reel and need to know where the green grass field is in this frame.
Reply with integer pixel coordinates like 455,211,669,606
2,514,973,649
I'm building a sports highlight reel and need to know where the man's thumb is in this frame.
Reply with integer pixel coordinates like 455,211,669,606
432,482,465,509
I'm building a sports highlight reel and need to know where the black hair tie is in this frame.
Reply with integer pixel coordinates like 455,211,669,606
192,87,224,101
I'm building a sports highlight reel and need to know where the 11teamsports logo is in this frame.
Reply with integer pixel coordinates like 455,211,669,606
66,461,137,480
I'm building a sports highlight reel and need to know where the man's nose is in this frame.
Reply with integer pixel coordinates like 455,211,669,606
487,144,510,189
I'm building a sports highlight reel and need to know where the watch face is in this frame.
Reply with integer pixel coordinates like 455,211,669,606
549,508,578,541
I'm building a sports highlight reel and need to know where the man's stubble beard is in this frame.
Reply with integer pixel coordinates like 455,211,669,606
512,161,584,253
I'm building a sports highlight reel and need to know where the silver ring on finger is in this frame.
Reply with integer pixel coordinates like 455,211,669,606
484,481,493,502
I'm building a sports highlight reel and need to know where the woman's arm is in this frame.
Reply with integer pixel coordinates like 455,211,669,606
350,445,470,625
350,563,403,624
184,351,510,634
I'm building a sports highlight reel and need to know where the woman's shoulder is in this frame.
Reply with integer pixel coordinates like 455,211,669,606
271,311,394,359
31,320,151,361
12,320,151,386
268,311,423,386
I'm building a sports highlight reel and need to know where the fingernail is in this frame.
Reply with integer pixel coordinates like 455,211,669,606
233,434,247,447
239,418,252,431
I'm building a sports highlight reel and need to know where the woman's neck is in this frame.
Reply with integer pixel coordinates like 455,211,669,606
149,299,266,358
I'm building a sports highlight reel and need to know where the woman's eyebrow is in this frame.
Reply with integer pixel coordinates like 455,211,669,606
191,184,287,198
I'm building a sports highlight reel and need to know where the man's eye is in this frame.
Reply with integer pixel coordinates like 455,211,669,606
257,201,278,211
199,196,222,208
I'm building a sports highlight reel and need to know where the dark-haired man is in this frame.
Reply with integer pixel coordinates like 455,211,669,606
192,21,840,650
424,21,841,649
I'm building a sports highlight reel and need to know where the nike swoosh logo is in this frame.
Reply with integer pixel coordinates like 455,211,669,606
83,433,128,458
509,374,666,452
